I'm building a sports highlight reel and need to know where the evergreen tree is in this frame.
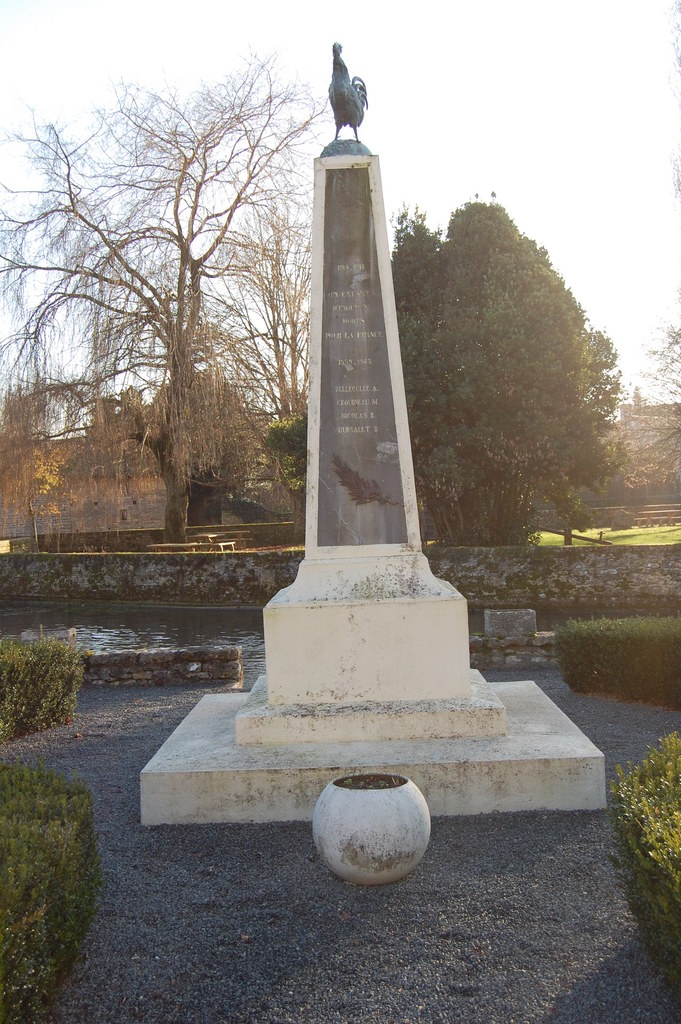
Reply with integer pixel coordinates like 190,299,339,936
393,202,622,545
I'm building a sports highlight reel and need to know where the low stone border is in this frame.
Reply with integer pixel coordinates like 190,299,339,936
82,646,243,689
469,631,555,669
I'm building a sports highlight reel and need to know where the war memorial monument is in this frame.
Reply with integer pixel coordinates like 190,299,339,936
140,45,605,824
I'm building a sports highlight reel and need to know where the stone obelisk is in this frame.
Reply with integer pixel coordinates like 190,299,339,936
140,46,605,825
262,143,471,708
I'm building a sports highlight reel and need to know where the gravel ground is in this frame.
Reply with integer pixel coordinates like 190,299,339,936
3,665,681,1024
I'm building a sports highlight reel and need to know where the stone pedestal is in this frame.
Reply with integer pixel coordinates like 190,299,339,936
264,553,469,706
235,672,506,746
140,681,606,824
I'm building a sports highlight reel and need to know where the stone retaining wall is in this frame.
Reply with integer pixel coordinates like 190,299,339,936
82,646,243,688
0,545,679,611
427,545,681,611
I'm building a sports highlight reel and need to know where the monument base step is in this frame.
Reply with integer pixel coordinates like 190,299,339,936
234,671,506,745
140,680,606,824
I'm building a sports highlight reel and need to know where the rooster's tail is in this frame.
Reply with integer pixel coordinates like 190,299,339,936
352,77,368,110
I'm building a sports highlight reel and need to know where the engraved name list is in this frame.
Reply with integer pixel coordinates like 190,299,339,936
317,167,407,546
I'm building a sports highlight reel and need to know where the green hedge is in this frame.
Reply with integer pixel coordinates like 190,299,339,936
0,638,83,742
610,733,681,998
554,617,681,707
0,762,102,1023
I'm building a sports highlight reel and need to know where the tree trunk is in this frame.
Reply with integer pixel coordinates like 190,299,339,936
289,487,305,544
29,500,40,553
161,462,189,542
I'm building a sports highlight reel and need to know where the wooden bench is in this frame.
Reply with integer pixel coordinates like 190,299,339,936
542,528,613,546
634,511,681,527
148,530,248,554
191,533,238,552
147,542,201,553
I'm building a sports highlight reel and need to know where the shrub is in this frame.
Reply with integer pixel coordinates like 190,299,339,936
554,617,681,707
0,762,102,1023
610,734,681,998
0,638,83,742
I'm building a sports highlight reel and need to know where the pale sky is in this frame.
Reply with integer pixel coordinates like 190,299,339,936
1,0,680,396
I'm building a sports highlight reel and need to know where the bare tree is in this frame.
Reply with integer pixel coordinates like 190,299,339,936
219,197,311,536
0,57,319,540
643,329,681,489
220,197,310,419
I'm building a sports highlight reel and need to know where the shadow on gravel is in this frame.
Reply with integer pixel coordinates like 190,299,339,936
545,941,679,1024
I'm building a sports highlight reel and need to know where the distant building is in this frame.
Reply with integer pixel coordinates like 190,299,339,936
0,475,167,541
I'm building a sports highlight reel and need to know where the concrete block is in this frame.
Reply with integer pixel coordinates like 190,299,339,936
21,627,77,648
484,609,537,637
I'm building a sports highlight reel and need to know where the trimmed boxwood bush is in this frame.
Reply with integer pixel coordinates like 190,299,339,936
0,638,83,742
554,617,681,707
610,733,681,998
0,762,102,1023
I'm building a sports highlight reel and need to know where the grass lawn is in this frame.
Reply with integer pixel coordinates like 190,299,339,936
538,525,681,546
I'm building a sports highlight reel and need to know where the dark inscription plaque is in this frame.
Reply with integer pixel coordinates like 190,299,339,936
317,167,408,546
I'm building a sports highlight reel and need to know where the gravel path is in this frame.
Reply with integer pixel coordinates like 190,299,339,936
3,666,681,1023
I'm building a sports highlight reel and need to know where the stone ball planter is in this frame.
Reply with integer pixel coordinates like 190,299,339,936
312,773,431,886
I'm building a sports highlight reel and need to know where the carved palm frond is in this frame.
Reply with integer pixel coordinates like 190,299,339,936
332,454,397,506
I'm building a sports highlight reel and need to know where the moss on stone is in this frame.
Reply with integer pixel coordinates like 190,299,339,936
0,546,678,612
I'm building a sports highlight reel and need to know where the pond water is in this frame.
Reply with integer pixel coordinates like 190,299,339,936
0,601,267,686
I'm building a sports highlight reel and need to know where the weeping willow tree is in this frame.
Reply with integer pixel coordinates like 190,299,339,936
0,58,319,540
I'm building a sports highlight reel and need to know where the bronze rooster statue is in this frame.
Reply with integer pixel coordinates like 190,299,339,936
329,42,368,142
